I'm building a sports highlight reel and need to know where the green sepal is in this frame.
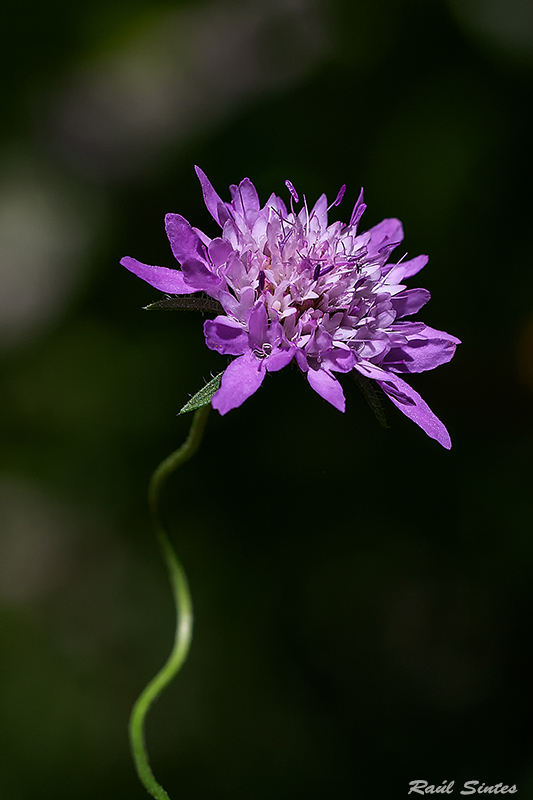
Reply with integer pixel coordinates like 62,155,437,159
178,372,224,415
351,371,389,429
144,296,223,313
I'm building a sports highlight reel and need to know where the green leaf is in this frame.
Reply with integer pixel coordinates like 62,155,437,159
178,372,224,415
351,371,389,429
144,296,223,312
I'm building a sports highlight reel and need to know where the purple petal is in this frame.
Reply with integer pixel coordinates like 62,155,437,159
239,178,260,212
192,226,211,246
195,166,225,225
310,193,328,228
265,347,295,372
385,254,428,282
274,196,288,218
219,286,255,321
208,238,233,268
383,326,460,373
349,187,366,227
229,178,260,218
389,321,426,336
392,288,431,317
307,368,346,412
366,218,404,261
211,352,265,415
401,255,428,278
421,325,461,346
120,256,196,294
354,362,451,448
265,318,284,349
216,202,232,227
180,258,223,294
295,349,308,372
333,184,346,207
204,316,248,355
267,318,285,348
164,214,206,265
307,327,332,355
248,303,268,347
324,346,356,374
265,192,288,219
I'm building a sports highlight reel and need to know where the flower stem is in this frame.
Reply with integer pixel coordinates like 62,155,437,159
129,405,211,800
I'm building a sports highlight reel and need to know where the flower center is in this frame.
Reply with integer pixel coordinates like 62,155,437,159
253,342,273,359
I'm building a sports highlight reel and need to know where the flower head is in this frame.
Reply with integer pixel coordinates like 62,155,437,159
121,168,459,448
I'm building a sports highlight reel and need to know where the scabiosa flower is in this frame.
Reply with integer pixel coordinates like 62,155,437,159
121,168,459,448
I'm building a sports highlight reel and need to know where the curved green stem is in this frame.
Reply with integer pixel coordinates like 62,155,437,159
129,405,210,800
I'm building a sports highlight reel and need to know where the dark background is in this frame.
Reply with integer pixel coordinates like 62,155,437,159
1,0,533,797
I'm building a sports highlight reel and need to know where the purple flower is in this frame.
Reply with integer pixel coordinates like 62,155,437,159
121,168,460,448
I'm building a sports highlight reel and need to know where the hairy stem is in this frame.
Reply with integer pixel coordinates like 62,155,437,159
129,405,210,800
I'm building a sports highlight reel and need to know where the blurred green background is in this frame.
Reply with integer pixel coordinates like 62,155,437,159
1,0,533,797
